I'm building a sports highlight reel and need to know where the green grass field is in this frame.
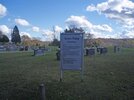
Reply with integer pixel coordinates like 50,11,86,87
0,47,134,100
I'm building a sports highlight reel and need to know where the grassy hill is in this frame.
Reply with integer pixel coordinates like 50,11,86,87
0,47,134,100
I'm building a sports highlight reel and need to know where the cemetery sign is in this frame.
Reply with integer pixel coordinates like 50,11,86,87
60,32,84,81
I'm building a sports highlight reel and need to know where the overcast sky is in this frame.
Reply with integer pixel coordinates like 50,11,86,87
0,0,134,41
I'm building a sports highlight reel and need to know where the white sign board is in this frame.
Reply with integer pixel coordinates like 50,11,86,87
60,33,84,70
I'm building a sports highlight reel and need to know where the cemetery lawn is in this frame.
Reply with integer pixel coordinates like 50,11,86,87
0,47,134,100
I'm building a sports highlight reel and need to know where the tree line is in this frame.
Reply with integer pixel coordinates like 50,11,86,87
0,25,21,44
1,26,134,47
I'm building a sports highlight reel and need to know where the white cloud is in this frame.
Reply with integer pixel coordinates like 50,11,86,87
0,4,7,17
41,26,63,41
66,15,92,29
32,26,40,32
15,18,30,26
93,24,113,32
54,25,63,40
65,15,113,38
31,26,62,40
86,0,134,26
86,0,134,38
86,4,96,11
31,25,63,41
42,29,54,41
125,31,134,38
120,30,134,38
42,29,54,36
20,32,31,38
0,25,10,35
54,25,63,33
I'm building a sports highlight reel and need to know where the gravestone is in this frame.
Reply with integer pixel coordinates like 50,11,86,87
85,48,89,56
34,49,45,56
88,48,95,56
85,48,95,56
0,45,6,51
97,48,100,52
19,46,24,51
117,47,120,52
114,46,120,53
100,47,108,54
56,50,60,60
7,44,18,51
97,47,101,54
44,48,51,52
24,46,28,51
100,48,103,54
103,47,108,54
114,46,117,53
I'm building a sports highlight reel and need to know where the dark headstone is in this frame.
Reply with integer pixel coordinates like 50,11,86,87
117,47,120,52
100,47,108,54
25,46,28,51
88,48,95,56
85,48,95,56
19,46,24,51
34,49,45,56
56,50,60,60
103,47,108,54
114,46,116,53
100,48,103,54
85,48,89,56
114,46,120,53
97,47,101,53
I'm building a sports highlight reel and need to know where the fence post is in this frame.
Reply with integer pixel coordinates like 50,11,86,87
39,84,46,100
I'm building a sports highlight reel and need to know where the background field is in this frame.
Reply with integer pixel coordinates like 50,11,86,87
0,47,134,100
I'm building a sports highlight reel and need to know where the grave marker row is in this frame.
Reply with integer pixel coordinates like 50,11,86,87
85,47,108,56
97,47,108,54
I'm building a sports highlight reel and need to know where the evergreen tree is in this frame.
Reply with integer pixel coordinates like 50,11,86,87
11,25,21,44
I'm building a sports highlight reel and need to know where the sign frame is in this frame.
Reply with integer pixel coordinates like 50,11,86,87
60,32,84,81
